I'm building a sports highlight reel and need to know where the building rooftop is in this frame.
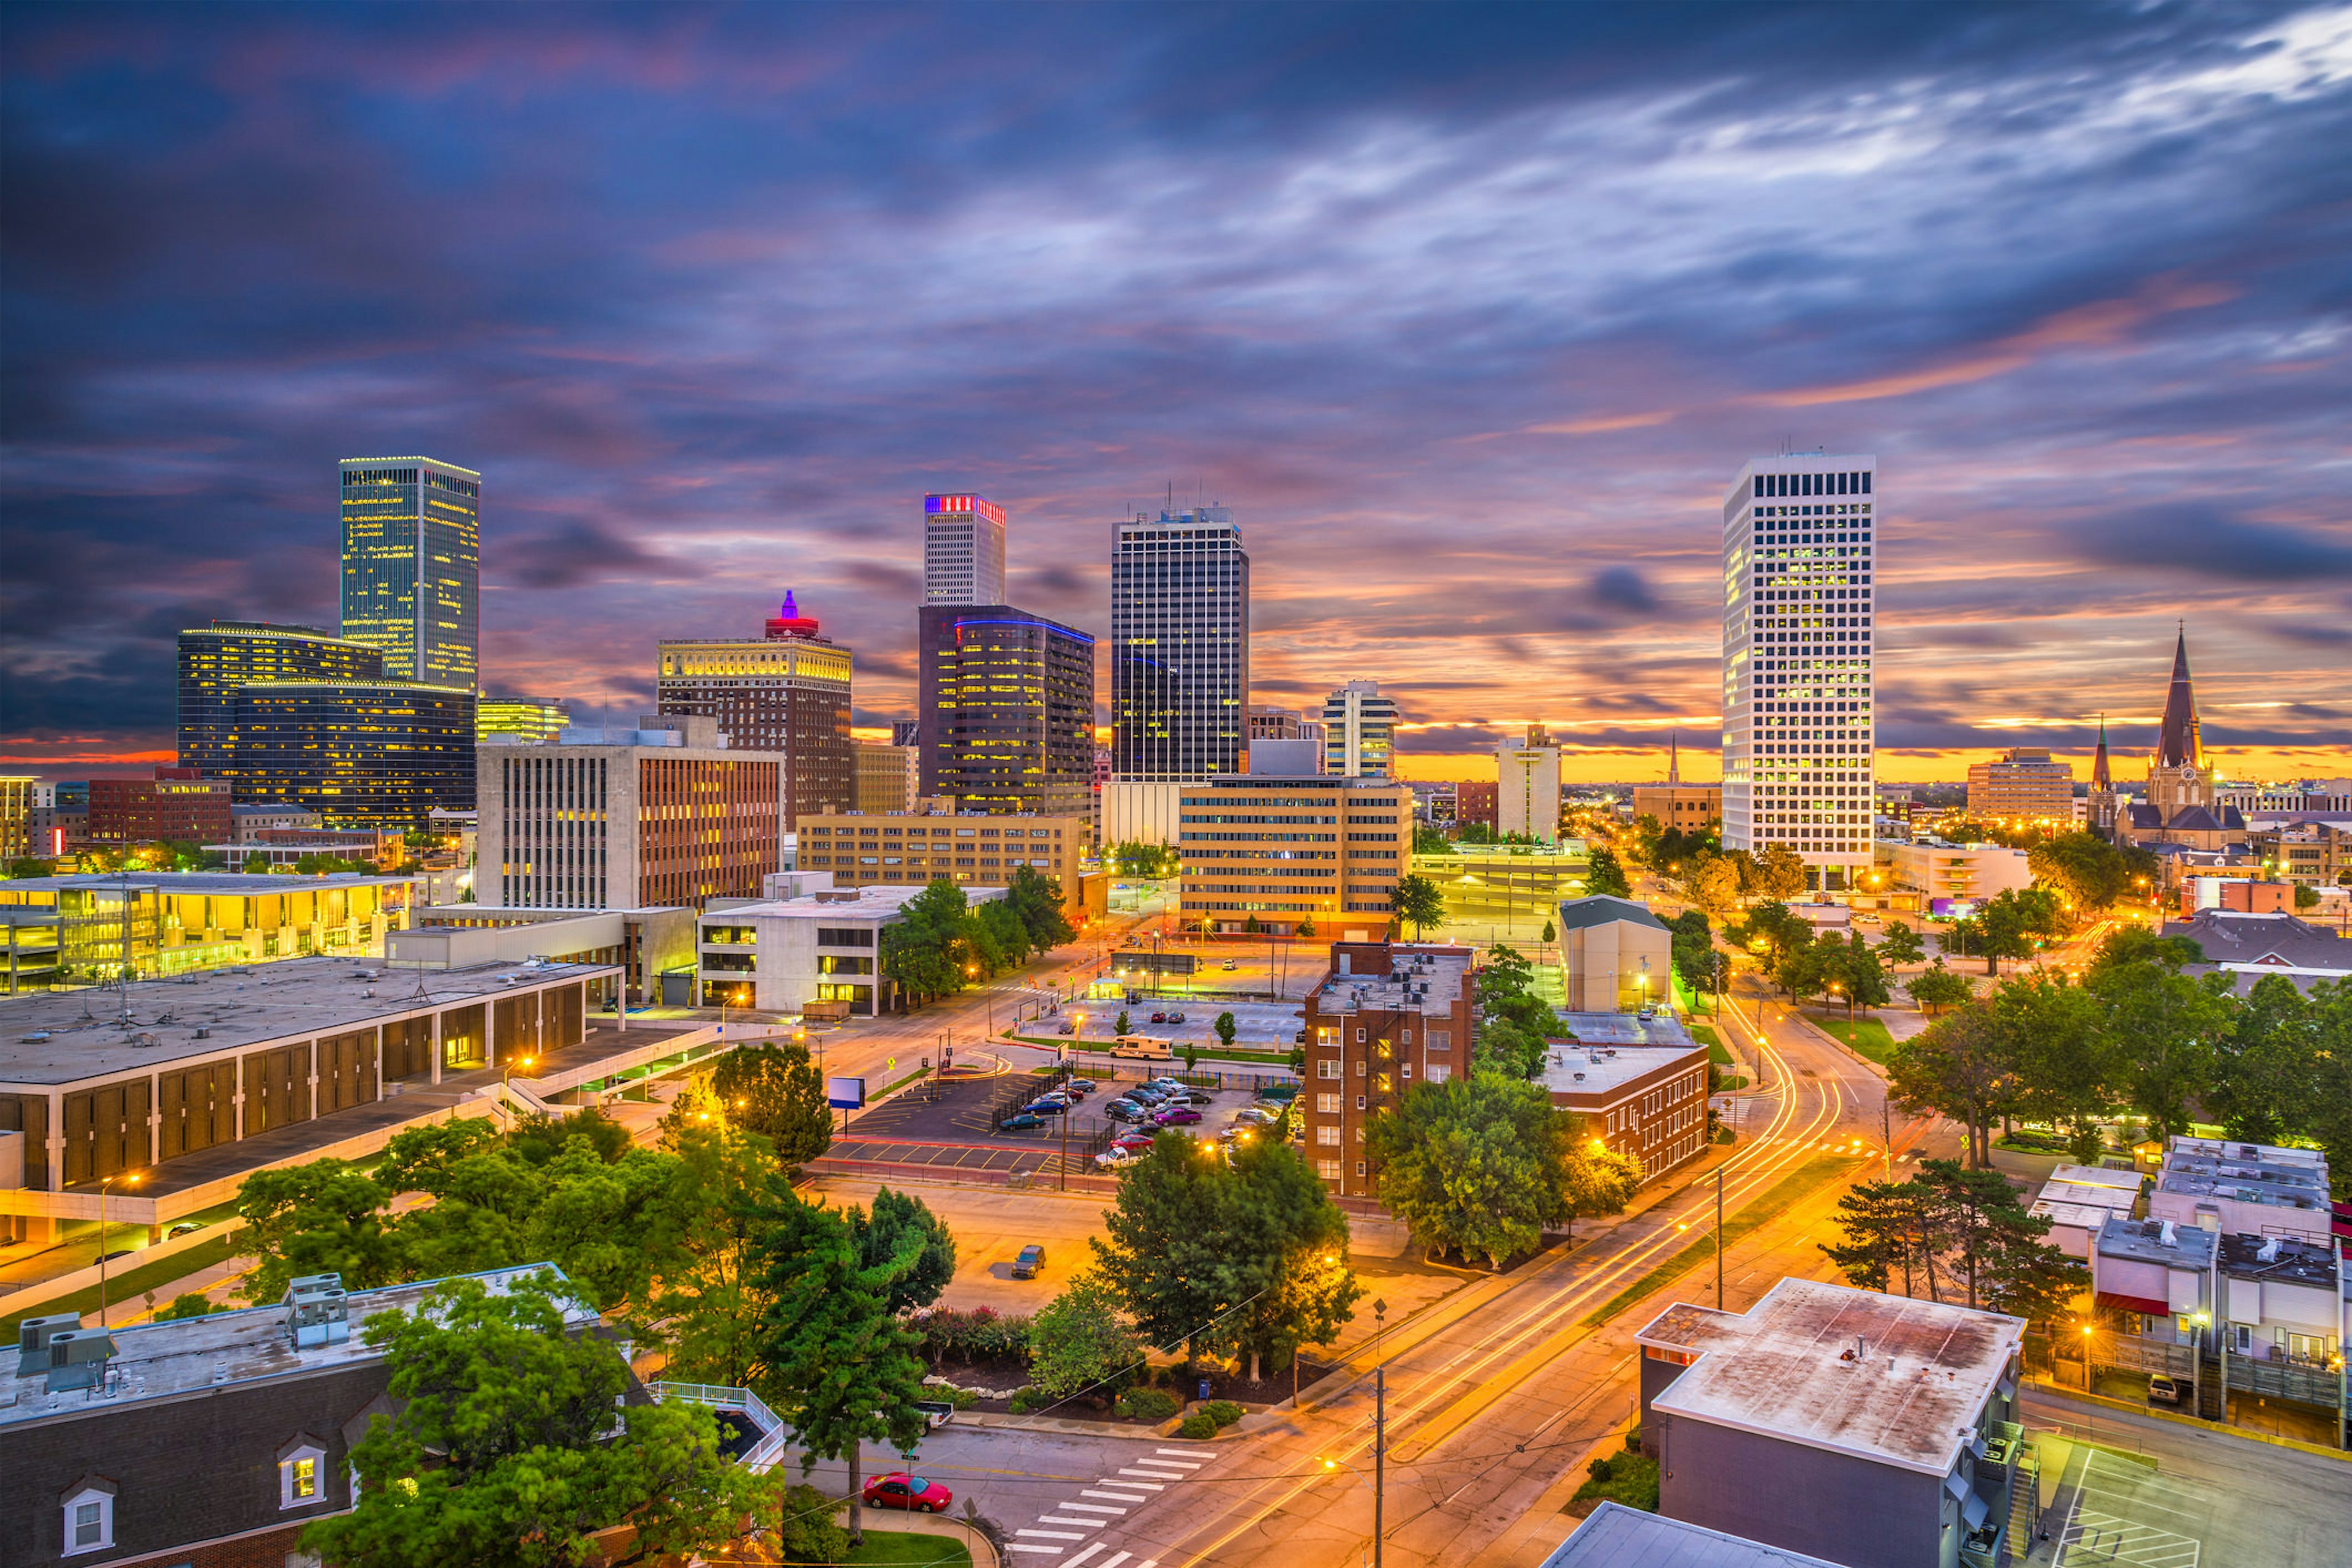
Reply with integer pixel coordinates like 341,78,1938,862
0,956,617,1086
705,883,1008,922
2163,911,2351,978
1555,894,1668,934
1540,1040,1705,1098
0,1265,589,1430
1311,948,1472,1014
1553,1011,1697,1048
1538,1502,1845,1568
2216,1231,2342,1291
2094,1214,2217,1270
2155,1136,2332,1215
1637,1278,2024,1477
0,871,413,896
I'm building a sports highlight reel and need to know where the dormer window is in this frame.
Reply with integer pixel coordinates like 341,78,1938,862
279,1435,330,1509
61,1479,115,1556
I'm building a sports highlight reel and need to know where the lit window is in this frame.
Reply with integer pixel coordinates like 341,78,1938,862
280,1439,330,1509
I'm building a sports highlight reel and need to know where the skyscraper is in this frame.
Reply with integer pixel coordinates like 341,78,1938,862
1721,455,1879,895
1110,504,1250,778
1322,680,1401,780
339,456,481,689
923,493,1008,606
1495,722,1561,843
917,604,1096,816
657,592,854,826
178,620,387,775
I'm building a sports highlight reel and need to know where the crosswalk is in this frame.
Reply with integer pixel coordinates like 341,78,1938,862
1005,1447,1212,1565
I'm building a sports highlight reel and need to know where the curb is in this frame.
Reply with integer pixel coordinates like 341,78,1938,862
838,1504,1001,1568
2024,1378,2350,1463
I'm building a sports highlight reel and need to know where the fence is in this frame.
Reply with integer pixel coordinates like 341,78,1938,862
647,1381,794,1470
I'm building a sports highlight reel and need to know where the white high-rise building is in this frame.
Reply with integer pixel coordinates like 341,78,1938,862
922,492,1008,606
1322,680,1401,780
1496,723,1562,844
1721,455,1879,896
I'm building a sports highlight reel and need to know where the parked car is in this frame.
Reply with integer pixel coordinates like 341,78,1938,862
863,1473,955,1513
1166,1011,1188,1025
164,1222,203,1239
1068,1077,1097,1091
1222,959,1237,970
913,1400,956,1430
1023,1099,1069,1117
1175,1088,1215,1106
2147,1374,2187,1407
1110,1131,1157,1149
998,1112,1046,1132
1150,1011,1170,1024
1234,1106,1278,1126
1097,1147,1142,1169
1153,1106,1204,1126
1106,1099,1148,1123
1012,1244,1047,1280
1637,1005,1657,1021
1058,1020,1076,1035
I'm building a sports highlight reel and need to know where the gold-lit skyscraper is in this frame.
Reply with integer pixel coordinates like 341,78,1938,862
339,456,481,689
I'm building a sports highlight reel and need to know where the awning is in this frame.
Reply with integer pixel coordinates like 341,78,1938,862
1962,1492,1991,1532
2095,1291,2169,1317
1945,1471,1970,1502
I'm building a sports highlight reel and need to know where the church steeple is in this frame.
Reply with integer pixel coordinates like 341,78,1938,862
1668,729,1680,785
2156,625,2201,769
2090,714,2111,790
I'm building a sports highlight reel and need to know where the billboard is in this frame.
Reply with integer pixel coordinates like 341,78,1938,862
1928,898,1981,920
826,1076,867,1110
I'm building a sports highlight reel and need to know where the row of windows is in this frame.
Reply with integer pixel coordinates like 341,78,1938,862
1756,470,1871,497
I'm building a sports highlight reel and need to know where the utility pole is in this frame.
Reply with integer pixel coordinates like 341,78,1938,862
1373,1297,1387,1568
1882,1093,1894,1182
1716,1167,1725,1304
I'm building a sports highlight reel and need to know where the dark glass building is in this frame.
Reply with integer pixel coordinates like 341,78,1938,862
339,456,481,690
230,682,477,827
916,605,1095,816
178,621,386,776
1110,504,1250,780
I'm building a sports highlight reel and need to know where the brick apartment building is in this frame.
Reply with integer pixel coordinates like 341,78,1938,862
1300,941,1476,1197
86,767,233,846
1537,1013,1711,1183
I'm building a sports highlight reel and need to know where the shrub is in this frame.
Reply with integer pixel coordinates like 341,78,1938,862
775,1482,850,1566
1198,1399,1245,1429
948,1386,981,1410
1587,1456,1617,1483
1117,1387,1180,1420
1175,1412,1219,1440
914,1305,1036,1366
155,1293,218,1322
1008,1387,1048,1414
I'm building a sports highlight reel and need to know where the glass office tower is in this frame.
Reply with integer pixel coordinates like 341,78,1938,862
177,620,386,776
339,456,481,689
1110,504,1250,779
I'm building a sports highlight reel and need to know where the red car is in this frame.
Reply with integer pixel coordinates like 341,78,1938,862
1153,1106,1203,1126
863,1472,954,1513
1110,1133,1156,1152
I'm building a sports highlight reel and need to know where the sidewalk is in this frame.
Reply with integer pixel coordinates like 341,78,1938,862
840,1503,999,1568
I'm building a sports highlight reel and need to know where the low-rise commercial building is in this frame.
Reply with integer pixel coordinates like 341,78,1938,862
2176,876,2296,917
796,797,1090,921
1883,840,2033,913
2251,820,2350,889
230,802,323,842
0,872,415,993
2162,910,2352,995
1966,748,2074,827
2149,1136,2334,1243
1540,1012,1709,1183
391,904,697,1005
695,879,1008,1016
1555,894,1672,1012
479,715,786,911
0,1264,628,1568
2028,1163,2144,1259
1539,1502,1845,1568
1420,842,1591,930
1637,1279,2027,1568
1177,774,1412,938
1300,941,1475,1197
87,767,234,846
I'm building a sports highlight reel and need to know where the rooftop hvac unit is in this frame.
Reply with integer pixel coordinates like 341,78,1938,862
17,1313,82,1376
45,1329,119,1393
285,1272,352,1348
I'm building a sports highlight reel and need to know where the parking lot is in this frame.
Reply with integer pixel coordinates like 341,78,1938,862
838,1065,1289,1170
2056,1448,2207,1568
1054,997,1307,1052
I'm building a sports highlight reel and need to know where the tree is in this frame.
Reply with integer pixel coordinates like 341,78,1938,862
235,1159,399,1305
1115,1009,1131,1036
1090,1133,1238,1360
2294,882,2320,910
881,878,971,1005
2301,979,2352,1198
1668,909,1717,1000
1412,823,1452,856
848,1186,957,1315
1540,918,1556,948
1905,960,1974,1016
2087,955,2225,1144
1365,1074,1638,1268
1887,1005,2018,1169
1677,851,1744,917
709,1042,833,1169
1297,916,1317,941
1219,1140,1363,1379
1744,843,1807,901
2029,831,2133,911
1583,848,1632,899
1215,1011,1238,1050
303,1270,764,1568
1973,886,2061,975
644,1122,786,1389
155,1292,219,1321
2209,974,2316,1147
2091,925,2203,972
1727,901,1811,979
1821,1180,1940,1298
748,1187,930,1547
1027,1270,1144,1401
1391,873,1446,938
1827,931,1891,1014
1005,863,1077,950
1474,943,1558,1080
1877,920,1926,968
1917,1159,2086,1319
1110,841,1178,878
241,849,270,874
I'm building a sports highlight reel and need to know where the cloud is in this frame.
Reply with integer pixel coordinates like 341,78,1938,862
499,522,671,590
2068,504,2352,583
1589,567,1660,616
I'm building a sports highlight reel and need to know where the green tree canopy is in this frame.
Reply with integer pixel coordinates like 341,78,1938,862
1005,862,1078,949
1027,1270,1145,1400
881,878,971,1005
1741,843,1807,902
848,1186,957,1316
1391,873,1446,938
709,1042,833,1169
236,1160,400,1305
1886,1005,2018,1169
1877,919,1926,968
1905,959,1975,1016
1088,1133,1238,1360
1583,848,1632,899
1218,1140,1362,1380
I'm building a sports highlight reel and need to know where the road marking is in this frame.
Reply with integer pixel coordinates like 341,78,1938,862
1126,1465,1188,1478
1071,1496,1133,1509
1062,1546,1108,1568
1156,1448,1215,1459
1110,1472,1168,1485
1148,1459,1205,1470
1096,1555,1132,1568
1019,1529,1088,1541
1008,1548,1064,1557
1039,1516,1105,1528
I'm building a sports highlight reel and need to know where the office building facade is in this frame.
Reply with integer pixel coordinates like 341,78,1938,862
87,767,235,846
923,492,1008,606
1496,723,1562,843
1721,456,1879,894
1966,747,2074,825
657,593,854,826
230,680,477,827
916,605,1096,816
853,741,921,816
477,696,572,744
478,716,785,911
177,620,387,777
1175,774,1411,937
797,799,1090,918
1110,505,1250,780
1322,680,1401,780
337,456,481,689
0,777,34,862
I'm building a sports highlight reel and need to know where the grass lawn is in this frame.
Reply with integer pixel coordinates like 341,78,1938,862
843,1531,974,1566
1579,1154,1852,1329
1812,1015,1898,1065
1566,1445,1660,1515
1686,1024,1730,1065
2,1231,246,1340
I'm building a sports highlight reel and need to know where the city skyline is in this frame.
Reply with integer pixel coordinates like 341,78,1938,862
5,6,2350,786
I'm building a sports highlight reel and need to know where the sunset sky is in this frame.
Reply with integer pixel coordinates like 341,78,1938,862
4,4,2348,786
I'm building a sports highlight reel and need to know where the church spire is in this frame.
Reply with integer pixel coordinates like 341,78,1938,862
1668,729,1680,785
2090,714,2111,789
2156,624,2201,768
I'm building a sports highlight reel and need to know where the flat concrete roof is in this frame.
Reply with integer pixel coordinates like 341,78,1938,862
704,883,1006,921
2095,1214,2215,1268
1539,1502,1844,1568
0,956,616,1087
1540,1041,1705,1097
0,1265,591,1430
1311,948,1472,1015
2157,1139,2331,1215
1637,1278,2024,1477
0,872,413,895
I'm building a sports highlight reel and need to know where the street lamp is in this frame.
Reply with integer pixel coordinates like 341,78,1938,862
97,1169,143,1328
499,1054,538,1140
